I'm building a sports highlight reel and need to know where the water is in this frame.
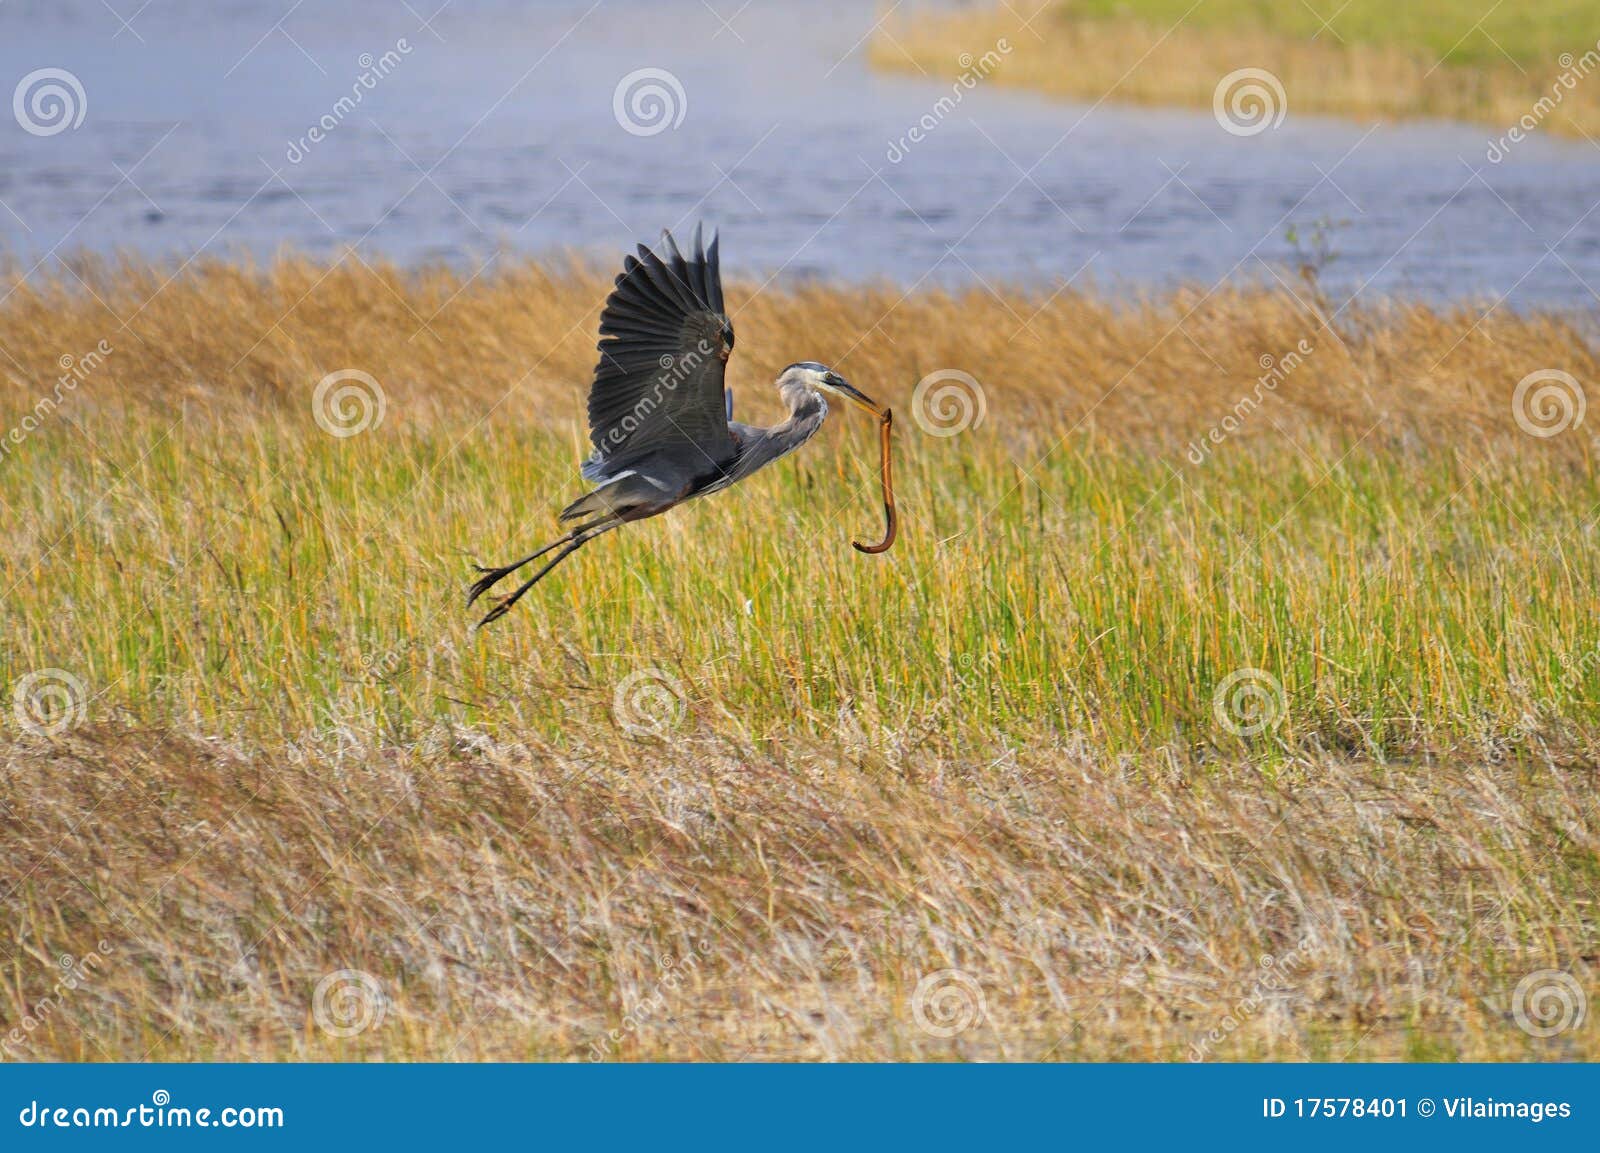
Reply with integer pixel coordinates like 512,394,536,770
3,0,1599,305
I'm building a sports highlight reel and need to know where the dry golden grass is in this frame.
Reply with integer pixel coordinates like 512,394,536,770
3,727,1597,1060
2,255,1598,1060
871,3,1600,140
3,252,1592,446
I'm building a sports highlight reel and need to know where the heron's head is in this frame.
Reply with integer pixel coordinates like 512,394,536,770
777,362,884,417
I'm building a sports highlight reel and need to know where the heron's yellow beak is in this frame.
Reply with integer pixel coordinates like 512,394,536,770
823,374,885,418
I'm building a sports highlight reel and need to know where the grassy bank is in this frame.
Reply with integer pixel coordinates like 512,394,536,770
871,1,1600,138
2,257,1597,1059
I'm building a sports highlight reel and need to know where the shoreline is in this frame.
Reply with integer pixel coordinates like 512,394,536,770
870,4,1599,141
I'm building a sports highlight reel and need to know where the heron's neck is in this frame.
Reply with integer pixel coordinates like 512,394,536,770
778,384,827,439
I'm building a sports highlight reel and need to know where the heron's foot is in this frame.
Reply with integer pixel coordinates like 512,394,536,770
476,595,518,629
466,563,519,606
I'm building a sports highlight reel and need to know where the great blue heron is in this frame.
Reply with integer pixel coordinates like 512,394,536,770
469,225,895,627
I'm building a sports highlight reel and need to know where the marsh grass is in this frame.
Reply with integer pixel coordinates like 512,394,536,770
1,256,1597,1059
8,414,1600,756
871,1,1600,138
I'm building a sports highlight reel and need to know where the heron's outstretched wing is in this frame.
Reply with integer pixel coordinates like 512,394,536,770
585,225,736,480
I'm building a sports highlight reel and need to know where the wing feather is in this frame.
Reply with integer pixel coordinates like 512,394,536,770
584,226,735,478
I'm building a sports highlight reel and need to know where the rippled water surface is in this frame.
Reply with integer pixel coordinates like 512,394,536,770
3,0,1599,304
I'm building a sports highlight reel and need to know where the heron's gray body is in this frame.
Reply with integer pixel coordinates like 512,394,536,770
562,222,830,524
468,226,870,626
567,384,829,524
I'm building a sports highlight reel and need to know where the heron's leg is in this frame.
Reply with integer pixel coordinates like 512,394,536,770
467,516,614,606
475,519,622,628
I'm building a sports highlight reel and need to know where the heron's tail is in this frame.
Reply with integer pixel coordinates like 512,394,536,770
558,473,661,523
559,490,611,523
